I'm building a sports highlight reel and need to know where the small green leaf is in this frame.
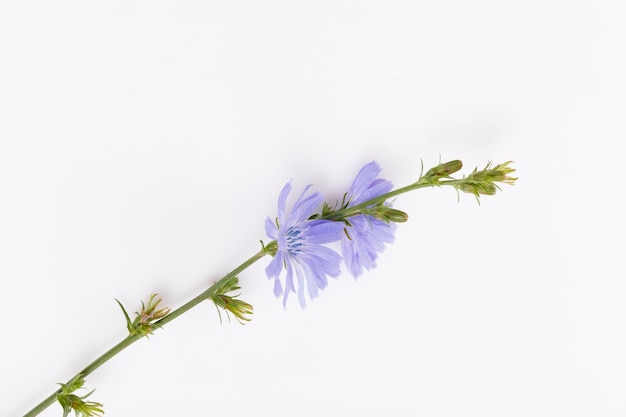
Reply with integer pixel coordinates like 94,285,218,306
114,299,133,334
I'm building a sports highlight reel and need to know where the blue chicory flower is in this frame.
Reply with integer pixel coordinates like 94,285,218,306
265,182,345,307
341,161,397,277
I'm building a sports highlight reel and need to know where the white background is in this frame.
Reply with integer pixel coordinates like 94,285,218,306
1,1,625,416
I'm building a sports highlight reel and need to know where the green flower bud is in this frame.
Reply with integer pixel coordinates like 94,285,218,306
213,294,254,324
458,182,498,196
454,161,516,200
423,160,463,181
57,376,103,417
116,294,171,337
368,206,409,223
210,276,253,324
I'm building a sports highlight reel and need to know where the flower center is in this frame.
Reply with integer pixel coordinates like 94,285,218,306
285,226,304,255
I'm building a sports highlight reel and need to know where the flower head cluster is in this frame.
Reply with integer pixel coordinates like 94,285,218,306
265,161,400,307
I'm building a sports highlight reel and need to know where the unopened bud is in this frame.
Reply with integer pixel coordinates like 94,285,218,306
424,160,463,179
369,206,409,223
211,276,254,324
455,161,516,200
458,182,498,196
116,294,170,337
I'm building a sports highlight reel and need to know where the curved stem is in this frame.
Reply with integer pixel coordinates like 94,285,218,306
23,248,268,417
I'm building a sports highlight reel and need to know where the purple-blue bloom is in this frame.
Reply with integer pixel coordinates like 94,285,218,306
265,182,345,307
341,161,397,277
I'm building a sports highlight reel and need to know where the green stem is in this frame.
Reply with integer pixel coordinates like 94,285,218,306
23,248,268,417
23,334,141,417
155,247,267,328
324,177,465,220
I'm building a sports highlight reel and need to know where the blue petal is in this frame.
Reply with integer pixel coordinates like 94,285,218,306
294,263,308,308
265,217,279,239
352,178,393,205
304,220,345,244
348,161,381,198
341,214,396,278
304,246,342,277
347,161,394,206
276,182,292,223
265,251,284,279
273,276,283,298
289,185,323,225
282,260,296,306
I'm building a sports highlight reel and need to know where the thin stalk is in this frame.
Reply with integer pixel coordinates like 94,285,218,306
155,247,267,328
23,335,140,417
324,177,465,220
23,248,268,417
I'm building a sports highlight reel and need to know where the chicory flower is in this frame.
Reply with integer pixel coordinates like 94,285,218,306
341,161,397,277
265,182,345,307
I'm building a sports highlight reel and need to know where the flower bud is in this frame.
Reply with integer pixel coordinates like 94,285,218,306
213,294,253,324
455,161,516,200
116,294,170,337
424,160,463,180
57,376,104,417
210,276,254,324
458,182,498,196
369,206,409,223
